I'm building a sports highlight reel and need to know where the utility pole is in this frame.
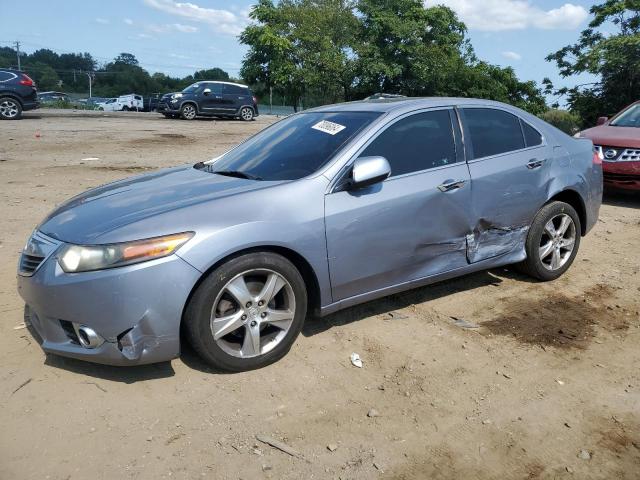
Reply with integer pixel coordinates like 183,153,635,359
14,41,21,70
85,72,94,99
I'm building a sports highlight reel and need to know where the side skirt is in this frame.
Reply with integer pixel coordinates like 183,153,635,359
318,247,526,317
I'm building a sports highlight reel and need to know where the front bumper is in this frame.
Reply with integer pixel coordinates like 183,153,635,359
157,101,180,114
17,244,201,366
603,161,640,191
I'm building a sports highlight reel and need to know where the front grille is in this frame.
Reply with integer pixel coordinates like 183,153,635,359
19,253,45,275
59,320,80,344
596,145,640,162
620,148,640,162
18,230,60,276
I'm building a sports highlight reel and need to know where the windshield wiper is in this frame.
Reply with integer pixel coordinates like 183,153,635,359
212,170,263,181
193,163,263,180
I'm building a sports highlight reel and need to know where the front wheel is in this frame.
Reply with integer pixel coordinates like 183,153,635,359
518,201,581,281
184,252,307,371
180,103,197,120
0,97,22,120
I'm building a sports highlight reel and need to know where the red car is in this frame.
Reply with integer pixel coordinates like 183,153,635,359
578,101,640,191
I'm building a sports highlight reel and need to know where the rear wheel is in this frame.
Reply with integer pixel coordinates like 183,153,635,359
122,106,130,112
184,252,307,371
518,201,581,281
0,97,22,120
180,103,197,120
239,106,254,121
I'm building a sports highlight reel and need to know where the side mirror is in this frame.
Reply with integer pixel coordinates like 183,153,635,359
203,88,211,95
596,116,608,126
350,156,391,189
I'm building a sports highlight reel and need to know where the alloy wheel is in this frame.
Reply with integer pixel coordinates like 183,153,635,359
538,213,576,270
210,269,296,358
240,107,253,121
182,104,196,119
0,99,19,118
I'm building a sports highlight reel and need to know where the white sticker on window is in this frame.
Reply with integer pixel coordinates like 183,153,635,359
312,120,346,135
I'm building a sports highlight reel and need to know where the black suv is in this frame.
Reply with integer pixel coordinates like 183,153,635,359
158,81,258,121
0,69,39,120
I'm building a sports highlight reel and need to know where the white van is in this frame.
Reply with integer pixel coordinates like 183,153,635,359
117,94,143,111
95,94,143,112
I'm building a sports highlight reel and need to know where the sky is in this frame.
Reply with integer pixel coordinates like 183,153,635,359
0,0,600,94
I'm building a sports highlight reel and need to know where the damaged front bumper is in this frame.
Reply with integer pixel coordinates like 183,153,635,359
17,246,201,366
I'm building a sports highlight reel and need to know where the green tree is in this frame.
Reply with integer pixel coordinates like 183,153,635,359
239,0,547,113
546,0,640,126
240,0,357,110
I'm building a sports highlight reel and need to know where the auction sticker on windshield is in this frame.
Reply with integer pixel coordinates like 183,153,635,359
312,120,346,135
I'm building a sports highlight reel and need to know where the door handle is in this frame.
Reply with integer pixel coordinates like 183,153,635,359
526,158,546,169
437,179,466,192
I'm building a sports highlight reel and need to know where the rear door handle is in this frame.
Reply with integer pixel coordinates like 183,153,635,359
437,179,466,192
526,158,546,169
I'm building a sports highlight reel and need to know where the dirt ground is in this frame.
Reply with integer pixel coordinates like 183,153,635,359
1,109,639,480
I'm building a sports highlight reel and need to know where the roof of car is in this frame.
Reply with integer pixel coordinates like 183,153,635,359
308,97,523,114
194,81,249,88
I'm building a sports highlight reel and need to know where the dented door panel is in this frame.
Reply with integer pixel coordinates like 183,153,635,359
325,164,472,301
465,145,550,262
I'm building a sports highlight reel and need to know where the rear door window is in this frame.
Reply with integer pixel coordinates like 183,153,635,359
224,84,247,95
360,110,457,177
463,108,525,159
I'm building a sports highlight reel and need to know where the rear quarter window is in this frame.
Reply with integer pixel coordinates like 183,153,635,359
463,108,525,159
521,120,543,147
0,71,15,82
224,84,248,95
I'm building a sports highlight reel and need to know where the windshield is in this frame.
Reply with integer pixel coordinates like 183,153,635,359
205,111,382,181
611,104,640,127
182,83,201,94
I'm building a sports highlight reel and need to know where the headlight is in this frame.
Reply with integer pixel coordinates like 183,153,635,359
171,93,183,100
58,232,194,273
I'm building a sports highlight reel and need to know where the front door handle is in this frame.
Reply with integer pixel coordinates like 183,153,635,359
526,158,546,169
437,179,466,192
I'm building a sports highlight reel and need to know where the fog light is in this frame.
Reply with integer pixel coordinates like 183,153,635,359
72,324,104,349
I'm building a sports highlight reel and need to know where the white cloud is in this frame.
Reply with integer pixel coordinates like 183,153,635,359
95,18,109,25
173,23,199,33
144,23,199,34
169,53,191,59
124,18,134,25
502,50,522,60
143,0,247,35
424,0,588,31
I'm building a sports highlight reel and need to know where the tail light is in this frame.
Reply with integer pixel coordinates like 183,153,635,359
19,74,34,87
252,96,257,105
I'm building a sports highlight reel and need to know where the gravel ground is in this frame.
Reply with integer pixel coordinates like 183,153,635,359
1,109,639,480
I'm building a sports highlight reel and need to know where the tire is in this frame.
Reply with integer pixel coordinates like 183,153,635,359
122,106,130,112
0,97,22,120
180,103,197,120
184,252,307,372
239,106,254,121
518,201,581,281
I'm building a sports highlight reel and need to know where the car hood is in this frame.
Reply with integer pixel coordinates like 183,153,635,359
580,125,640,148
38,165,283,244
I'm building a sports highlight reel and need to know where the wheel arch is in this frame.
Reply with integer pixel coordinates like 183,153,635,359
547,189,587,236
180,245,322,331
180,100,199,113
0,92,24,106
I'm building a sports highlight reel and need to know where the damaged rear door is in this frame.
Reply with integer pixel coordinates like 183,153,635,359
325,108,472,301
460,106,550,262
